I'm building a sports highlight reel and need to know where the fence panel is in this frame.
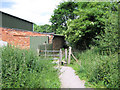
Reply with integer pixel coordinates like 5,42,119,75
39,49,59,58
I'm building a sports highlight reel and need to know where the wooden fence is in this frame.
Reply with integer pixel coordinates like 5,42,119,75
37,46,80,65
40,50,60,57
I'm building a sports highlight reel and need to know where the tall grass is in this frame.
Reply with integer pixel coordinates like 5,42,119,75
1,46,60,88
70,47,119,88
0,47,2,88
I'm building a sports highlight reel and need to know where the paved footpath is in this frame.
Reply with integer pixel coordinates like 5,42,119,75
59,66,86,88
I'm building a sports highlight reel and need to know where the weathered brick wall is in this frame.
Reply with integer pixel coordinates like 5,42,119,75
0,27,53,49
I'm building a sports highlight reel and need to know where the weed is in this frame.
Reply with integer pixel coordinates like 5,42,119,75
71,48,119,88
1,46,60,88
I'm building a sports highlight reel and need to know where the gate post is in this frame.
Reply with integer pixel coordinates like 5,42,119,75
44,42,47,58
37,48,39,56
68,47,72,64
59,49,62,65
65,49,67,63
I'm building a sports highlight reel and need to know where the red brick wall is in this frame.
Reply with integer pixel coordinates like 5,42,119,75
0,27,53,49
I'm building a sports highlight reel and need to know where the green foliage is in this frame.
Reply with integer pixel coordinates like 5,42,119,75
67,2,119,88
93,2,118,54
64,2,117,50
71,47,119,88
50,1,78,34
61,2,117,51
2,46,60,88
0,47,2,88
34,24,53,33
50,2,118,51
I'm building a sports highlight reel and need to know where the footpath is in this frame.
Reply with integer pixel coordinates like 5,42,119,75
59,66,86,88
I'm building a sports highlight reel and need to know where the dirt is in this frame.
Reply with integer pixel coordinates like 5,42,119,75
59,66,86,88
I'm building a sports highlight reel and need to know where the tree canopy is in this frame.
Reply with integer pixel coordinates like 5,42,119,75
34,24,53,33
63,2,118,50
34,1,118,52
50,1,78,34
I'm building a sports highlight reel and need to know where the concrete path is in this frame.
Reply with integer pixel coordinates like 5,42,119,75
59,66,86,88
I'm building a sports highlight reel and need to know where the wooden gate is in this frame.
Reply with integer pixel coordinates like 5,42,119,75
37,48,65,65
37,48,63,64
40,50,60,57
37,47,79,65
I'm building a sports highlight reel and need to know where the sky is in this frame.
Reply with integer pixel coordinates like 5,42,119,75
1,0,118,25
0,0,66,25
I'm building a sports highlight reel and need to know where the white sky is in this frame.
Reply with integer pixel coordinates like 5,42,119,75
0,0,67,25
1,0,117,25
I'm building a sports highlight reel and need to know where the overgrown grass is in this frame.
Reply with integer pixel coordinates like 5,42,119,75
1,46,60,88
70,47,119,88
0,47,2,88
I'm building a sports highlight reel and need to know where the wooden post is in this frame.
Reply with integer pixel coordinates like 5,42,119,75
68,47,72,64
65,49,67,63
45,42,47,58
72,53,81,66
37,48,39,56
59,49,62,65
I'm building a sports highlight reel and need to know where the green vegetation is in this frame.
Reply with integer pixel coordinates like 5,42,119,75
70,48,119,88
65,2,118,50
0,47,2,88
65,2,106,49
34,1,78,34
67,2,119,88
26,1,119,88
50,1,78,34
1,46,60,88
49,1,118,51
49,1,119,88
34,24,53,33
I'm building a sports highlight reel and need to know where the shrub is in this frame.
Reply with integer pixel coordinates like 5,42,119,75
71,48,119,88
1,46,60,88
0,47,2,88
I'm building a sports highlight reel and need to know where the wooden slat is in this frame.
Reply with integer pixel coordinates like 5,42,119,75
40,54,59,57
40,50,59,52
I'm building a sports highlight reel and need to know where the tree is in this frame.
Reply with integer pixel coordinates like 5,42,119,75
64,2,118,50
93,2,118,54
64,2,106,50
50,1,78,34
34,24,53,33
34,24,41,32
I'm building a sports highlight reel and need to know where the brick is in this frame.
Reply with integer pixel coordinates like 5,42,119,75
1,27,53,49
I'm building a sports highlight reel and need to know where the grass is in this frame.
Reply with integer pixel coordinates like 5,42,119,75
70,47,119,88
0,47,2,88
1,46,60,88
